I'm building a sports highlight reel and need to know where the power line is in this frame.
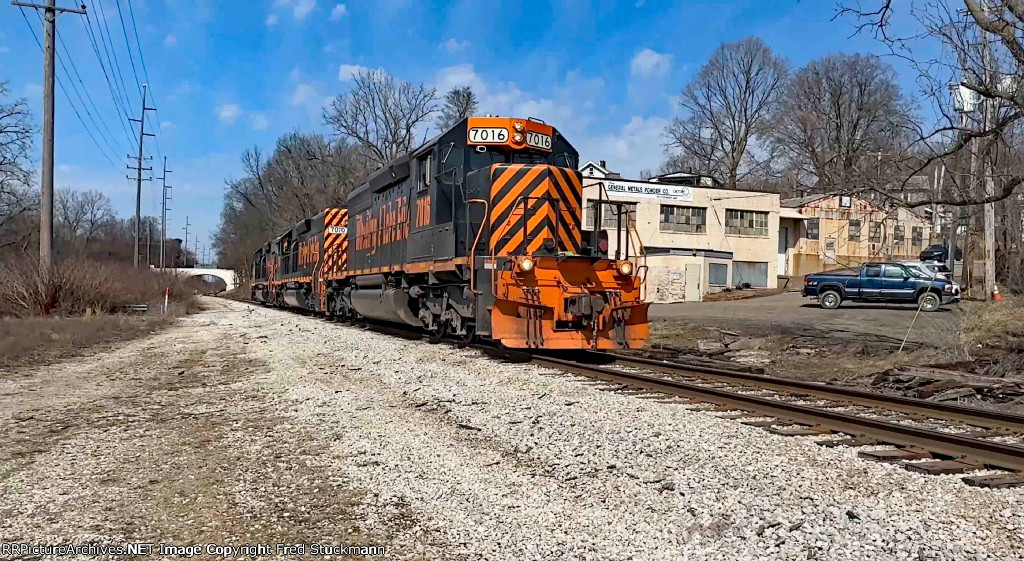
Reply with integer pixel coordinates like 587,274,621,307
121,0,162,170
80,12,135,148
19,6,120,170
112,0,142,99
90,0,135,115
45,11,128,159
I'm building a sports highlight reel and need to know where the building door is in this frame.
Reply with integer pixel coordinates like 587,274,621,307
734,261,769,288
684,264,701,302
777,226,789,275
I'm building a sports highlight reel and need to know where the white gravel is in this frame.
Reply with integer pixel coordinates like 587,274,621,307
2,298,1021,561
232,299,1023,561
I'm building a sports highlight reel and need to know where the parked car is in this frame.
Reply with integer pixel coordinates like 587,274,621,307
802,262,957,311
901,261,962,302
919,243,962,263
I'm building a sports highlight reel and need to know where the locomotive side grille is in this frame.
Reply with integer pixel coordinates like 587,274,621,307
489,164,582,256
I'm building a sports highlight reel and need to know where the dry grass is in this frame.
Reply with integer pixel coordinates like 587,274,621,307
0,257,194,317
0,257,199,370
959,296,1024,353
0,314,170,370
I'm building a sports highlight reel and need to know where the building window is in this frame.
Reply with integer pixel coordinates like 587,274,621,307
848,219,862,242
709,263,728,286
806,218,820,240
869,221,882,243
912,226,923,247
585,202,637,229
894,225,905,245
840,196,852,208
659,205,706,233
725,209,768,237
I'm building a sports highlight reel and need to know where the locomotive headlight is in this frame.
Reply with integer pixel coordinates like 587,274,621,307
617,261,634,276
513,132,524,143
519,257,535,272
513,121,525,132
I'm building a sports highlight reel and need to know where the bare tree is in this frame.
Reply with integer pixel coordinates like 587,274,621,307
0,80,35,250
323,69,437,168
664,37,788,188
436,86,478,131
214,132,370,274
55,188,115,252
839,1,1024,207
770,53,916,194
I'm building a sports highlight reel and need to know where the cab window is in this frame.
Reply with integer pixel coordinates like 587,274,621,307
883,265,906,279
864,265,882,277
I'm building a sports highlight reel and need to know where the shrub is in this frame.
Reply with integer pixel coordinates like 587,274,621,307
0,257,193,317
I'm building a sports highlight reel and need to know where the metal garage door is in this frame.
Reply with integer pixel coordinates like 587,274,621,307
733,261,768,288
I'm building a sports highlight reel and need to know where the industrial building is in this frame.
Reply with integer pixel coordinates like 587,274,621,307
778,194,934,277
580,161,782,303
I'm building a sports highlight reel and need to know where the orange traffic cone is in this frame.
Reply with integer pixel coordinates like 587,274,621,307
993,285,1003,302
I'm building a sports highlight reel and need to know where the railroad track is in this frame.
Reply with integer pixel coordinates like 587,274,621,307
233,297,1024,488
523,352,1024,488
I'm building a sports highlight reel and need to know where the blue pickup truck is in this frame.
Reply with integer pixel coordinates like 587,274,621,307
802,262,958,312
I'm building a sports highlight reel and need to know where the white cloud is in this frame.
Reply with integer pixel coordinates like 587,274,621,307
160,121,175,130
25,83,43,97
251,113,270,131
273,0,316,20
0,46,10,55
431,65,667,177
338,64,369,81
577,116,669,178
439,38,469,54
630,48,672,77
291,83,316,106
163,34,178,48
330,4,347,20
293,0,316,19
216,104,242,124
265,14,279,26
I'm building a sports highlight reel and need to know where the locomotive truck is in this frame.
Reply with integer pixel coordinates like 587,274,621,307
252,117,649,350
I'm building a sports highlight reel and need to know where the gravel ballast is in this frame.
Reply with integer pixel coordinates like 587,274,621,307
2,298,1021,560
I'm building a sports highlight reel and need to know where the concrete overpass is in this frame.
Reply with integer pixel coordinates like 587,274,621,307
164,268,238,291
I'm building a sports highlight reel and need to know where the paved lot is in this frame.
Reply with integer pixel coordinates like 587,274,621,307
650,292,960,347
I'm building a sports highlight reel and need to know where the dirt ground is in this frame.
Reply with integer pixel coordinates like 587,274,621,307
647,293,1024,411
0,298,415,560
650,292,961,348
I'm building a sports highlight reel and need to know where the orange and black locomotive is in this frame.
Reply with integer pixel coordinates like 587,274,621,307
251,117,648,349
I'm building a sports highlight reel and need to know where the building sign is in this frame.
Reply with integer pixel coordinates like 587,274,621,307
604,180,693,202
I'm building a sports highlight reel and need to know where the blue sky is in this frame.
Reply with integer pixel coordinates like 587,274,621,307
0,0,919,251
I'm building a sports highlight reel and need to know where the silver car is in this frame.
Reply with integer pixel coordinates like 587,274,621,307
901,260,961,301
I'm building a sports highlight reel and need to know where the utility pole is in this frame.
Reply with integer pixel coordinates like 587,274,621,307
980,10,997,300
127,83,156,269
182,216,190,268
158,157,172,269
145,222,151,267
194,237,199,268
12,0,87,268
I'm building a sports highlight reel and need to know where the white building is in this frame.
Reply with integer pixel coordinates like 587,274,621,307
580,161,783,303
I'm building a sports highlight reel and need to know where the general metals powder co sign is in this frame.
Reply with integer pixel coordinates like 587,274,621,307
603,180,694,202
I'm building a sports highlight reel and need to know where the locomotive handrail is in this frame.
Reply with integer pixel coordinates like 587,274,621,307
467,199,489,295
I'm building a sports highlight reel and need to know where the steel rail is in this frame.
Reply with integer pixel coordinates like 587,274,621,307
531,355,1024,472
605,353,1024,433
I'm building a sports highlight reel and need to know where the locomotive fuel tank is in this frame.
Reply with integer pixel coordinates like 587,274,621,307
347,275,421,326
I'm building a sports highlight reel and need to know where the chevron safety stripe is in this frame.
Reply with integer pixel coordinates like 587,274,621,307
489,164,583,256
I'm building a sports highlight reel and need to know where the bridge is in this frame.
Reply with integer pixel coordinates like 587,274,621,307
164,268,238,292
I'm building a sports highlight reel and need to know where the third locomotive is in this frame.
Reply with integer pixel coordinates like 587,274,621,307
251,117,649,349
